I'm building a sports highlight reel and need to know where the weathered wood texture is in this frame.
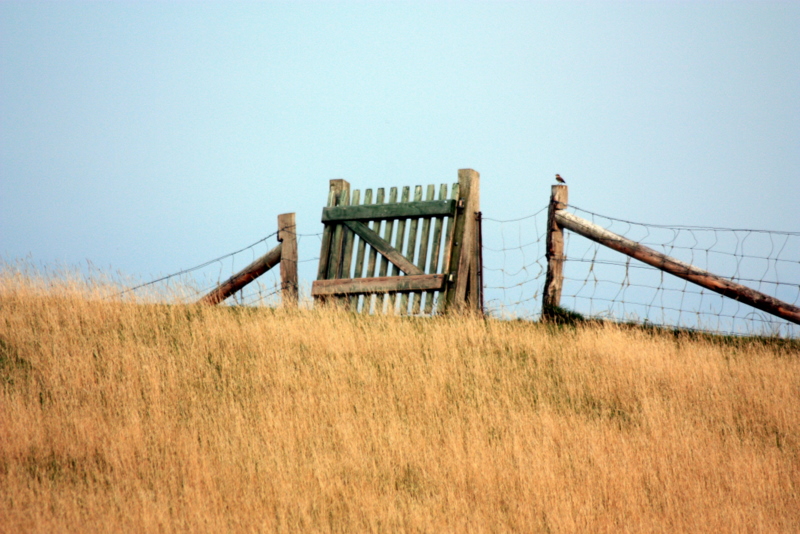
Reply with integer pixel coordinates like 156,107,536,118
317,179,350,281
277,212,298,306
199,243,282,306
312,171,483,314
199,211,300,307
426,183,456,314
312,274,447,296
543,185,568,315
343,220,424,276
443,169,482,313
322,200,456,222
555,209,800,326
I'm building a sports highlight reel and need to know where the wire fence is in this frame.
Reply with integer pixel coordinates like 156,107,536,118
115,202,799,338
116,230,322,307
481,207,549,319
482,204,800,338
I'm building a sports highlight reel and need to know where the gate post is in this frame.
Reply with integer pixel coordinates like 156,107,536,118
444,168,482,313
543,184,568,318
278,212,298,307
316,179,351,305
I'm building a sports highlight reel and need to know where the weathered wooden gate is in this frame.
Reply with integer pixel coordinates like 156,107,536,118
311,169,483,314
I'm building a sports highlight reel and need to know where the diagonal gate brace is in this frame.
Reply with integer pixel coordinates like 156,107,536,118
343,220,424,276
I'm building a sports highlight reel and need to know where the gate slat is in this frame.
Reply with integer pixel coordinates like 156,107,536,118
316,187,338,281
340,189,358,307
327,187,350,283
378,187,399,312
411,184,435,314
363,188,385,314
351,188,371,310
424,183,455,314
389,186,411,312
435,182,460,313
400,185,423,313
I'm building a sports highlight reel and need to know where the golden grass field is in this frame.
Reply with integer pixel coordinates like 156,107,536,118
1,274,799,532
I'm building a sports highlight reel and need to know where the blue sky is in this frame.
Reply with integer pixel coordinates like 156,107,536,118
2,2,799,308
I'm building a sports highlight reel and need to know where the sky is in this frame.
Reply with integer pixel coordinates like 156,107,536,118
1,1,799,314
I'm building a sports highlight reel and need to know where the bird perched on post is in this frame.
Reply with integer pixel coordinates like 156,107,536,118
555,174,566,184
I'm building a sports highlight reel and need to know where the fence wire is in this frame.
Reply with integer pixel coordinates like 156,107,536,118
482,203,800,337
561,205,800,337
115,204,799,338
482,207,549,320
117,230,323,307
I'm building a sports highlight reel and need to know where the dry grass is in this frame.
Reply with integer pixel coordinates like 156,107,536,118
1,272,799,533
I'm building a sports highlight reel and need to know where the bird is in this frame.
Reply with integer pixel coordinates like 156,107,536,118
555,174,566,184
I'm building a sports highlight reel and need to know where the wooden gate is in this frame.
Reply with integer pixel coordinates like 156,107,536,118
311,169,483,314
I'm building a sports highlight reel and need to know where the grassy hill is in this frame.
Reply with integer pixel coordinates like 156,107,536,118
1,276,799,532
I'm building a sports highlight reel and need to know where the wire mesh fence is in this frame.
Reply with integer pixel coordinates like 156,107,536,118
115,229,322,308
561,206,799,337
109,196,799,338
481,207,549,320
482,203,800,337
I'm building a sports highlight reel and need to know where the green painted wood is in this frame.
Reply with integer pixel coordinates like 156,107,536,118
311,274,446,297
411,184,435,314
343,220,424,276
399,185,423,313
322,200,456,223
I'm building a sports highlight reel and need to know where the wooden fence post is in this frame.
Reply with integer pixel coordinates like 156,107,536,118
198,244,282,306
199,213,298,307
277,212,298,307
554,209,800,326
543,184,568,317
444,168,481,313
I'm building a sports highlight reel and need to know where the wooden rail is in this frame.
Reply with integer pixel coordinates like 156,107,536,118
550,206,800,326
199,213,298,307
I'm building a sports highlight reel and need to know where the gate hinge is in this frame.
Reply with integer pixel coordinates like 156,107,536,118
457,199,465,209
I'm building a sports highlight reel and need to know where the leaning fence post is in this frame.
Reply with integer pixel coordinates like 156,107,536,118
554,209,800,326
543,184,568,318
198,243,282,306
278,212,298,307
